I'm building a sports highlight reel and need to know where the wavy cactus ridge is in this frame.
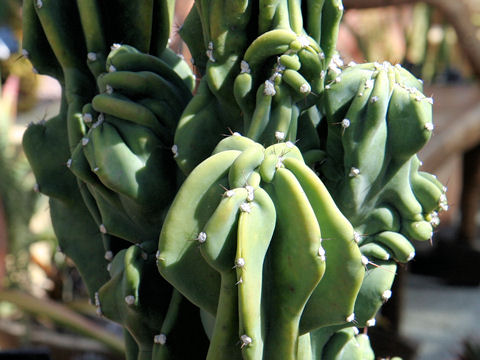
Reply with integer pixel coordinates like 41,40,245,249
263,166,325,360
283,157,364,334
157,149,240,315
236,187,276,360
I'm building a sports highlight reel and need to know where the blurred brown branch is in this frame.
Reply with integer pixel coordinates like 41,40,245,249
343,0,416,7
343,0,480,78
0,290,125,354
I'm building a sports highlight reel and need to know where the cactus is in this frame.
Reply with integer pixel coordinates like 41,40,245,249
20,0,447,359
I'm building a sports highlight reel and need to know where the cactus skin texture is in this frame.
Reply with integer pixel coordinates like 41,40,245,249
21,0,445,359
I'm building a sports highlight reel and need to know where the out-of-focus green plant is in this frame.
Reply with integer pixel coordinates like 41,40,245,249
0,0,22,31
0,55,38,112
0,74,42,289
0,0,37,112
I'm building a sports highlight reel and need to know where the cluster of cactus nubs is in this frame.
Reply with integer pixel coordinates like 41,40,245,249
21,0,447,359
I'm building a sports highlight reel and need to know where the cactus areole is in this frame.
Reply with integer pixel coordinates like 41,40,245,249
22,0,446,359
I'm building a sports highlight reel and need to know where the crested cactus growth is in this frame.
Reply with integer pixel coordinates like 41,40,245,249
21,0,446,359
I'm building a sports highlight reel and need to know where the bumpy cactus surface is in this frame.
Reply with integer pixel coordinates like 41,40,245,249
21,0,446,359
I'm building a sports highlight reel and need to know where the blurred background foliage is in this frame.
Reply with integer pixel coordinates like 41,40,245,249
338,3,475,84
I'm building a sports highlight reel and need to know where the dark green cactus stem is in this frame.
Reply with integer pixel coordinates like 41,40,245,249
76,0,108,78
173,79,226,175
179,5,208,74
21,0,63,81
205,272,242,360
22,95,109,302
49,194,110,304
124,330,139,360
22,95,72,201
150,0,176,57
101,0,154,54
151,289,210,359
